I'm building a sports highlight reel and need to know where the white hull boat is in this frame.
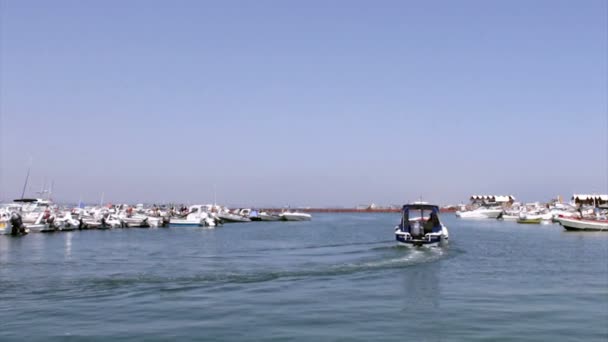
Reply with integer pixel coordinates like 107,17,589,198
0,215,29,235
121,215,151,228
280,212,312,221
170,217,202,226
395,204,449,247
260,212,281,221
217,212,251,223
456,207,503,219
26,223,56,233
556,217,608,231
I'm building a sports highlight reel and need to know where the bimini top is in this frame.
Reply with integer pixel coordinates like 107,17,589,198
402,204,440,212
13,198,41,203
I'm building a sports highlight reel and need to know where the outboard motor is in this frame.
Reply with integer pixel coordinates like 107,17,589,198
10,212,27,236
410,221,422,238
46,215,56,231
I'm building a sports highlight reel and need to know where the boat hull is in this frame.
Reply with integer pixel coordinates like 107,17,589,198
280,213,312,221
456,209,503,219
517,218,542,224
217,214,251,223
169,219,201,227
260,214,281,221
557,217,608,231
394,227,449,248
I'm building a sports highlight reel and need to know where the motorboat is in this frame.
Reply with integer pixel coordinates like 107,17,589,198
456,206,503,219
497,209,520,220
279,211,312,221
260,212,281,221
0,212,29,235
55,212,81,230
217,208,251,223
170,205,218,227
120,214,151,228
395,203,449,247
248,209,262,221
517,216,542,224
556,217,608,231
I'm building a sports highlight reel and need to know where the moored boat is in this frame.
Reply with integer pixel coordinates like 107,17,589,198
456,207,503,219
517,217,542,224
279,211,312,221
217,209,251,223
260,212,281,221
556,217,608,231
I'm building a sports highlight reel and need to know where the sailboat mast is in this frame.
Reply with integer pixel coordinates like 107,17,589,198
20,163,32,199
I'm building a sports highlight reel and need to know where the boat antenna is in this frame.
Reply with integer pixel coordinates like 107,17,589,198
49,181,54,201
20,158,32,199
100,192,105,207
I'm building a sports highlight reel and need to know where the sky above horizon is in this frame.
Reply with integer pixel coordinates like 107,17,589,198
1,0,607,206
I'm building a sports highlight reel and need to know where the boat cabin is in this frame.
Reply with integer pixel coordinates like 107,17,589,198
399,204,442,236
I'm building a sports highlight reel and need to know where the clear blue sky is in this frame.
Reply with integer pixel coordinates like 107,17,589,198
1,0,606,206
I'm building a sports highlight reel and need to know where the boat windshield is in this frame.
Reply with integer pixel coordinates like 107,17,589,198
401,205,442,234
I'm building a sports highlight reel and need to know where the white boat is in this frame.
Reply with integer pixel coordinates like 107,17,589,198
456,207,503,219
497,209,521,220
55,212,81,231
0,211,31,235
0,218,11,235
145,216,165,227
556,217,608,231
120,215,151,228
395,203,449,247
279,211,312,221
217,209,251,223
170,205,218,227
260,212,281,221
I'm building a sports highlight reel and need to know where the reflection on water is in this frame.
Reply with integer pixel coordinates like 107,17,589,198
64,232,72,259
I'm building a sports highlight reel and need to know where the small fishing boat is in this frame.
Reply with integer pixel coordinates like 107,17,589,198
395,203,449,247
556,217,608,231
517,217,542,224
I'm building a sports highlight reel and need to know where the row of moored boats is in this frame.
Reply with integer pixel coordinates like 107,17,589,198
455,202,608,231
0,199,312,236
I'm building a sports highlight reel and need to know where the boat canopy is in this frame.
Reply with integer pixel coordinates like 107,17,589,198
402,204,440,213
400,204,442,234
13,198,41,203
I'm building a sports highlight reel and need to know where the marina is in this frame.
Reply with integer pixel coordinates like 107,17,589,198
1,212,607,341
1,1,606,340
2,193,606,235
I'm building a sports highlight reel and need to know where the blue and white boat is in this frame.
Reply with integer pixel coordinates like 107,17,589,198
394,203,449,247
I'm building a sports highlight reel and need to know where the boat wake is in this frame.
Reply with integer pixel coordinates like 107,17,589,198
1,244,451,297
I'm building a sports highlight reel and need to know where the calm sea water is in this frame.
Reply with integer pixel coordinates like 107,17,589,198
1,213,607,341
